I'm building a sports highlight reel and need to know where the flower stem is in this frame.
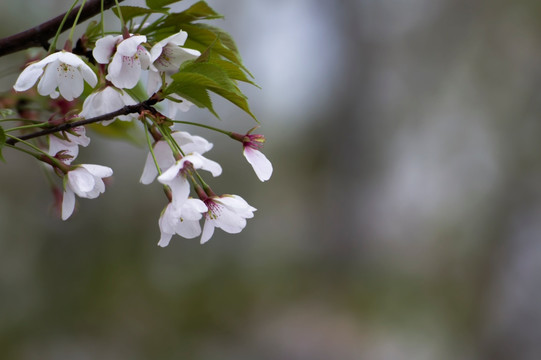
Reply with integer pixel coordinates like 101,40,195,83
68,0,88,44
6,123,49,132
100,0,105,36
114,0,125,29
4,143,41,160
49,0,80,53
144,119,162,177
171,120,232,136
6,134,51,158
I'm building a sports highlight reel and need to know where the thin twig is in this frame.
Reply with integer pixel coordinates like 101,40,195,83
5,97,158,145
0,0,124,57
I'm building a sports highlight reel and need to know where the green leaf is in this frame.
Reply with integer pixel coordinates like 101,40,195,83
161,1,223,24
208,59,258,87
181,24,252,75
112,6,164,23
0,126,5,162
146,0,180,10
166,62,257,120
166,81,218,118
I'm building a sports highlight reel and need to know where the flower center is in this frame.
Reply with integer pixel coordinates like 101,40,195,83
204,199,221,220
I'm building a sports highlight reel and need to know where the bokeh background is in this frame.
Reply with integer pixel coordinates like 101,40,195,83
2,0,541,359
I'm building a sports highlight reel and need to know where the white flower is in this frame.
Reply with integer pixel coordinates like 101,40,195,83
62,164,113,220
48,126,90,165
159,95,195,120
146,31,199,117
158,152,221,207
79,86,137,125
13,51,97,101
244,144,273,182
140,131,214,185
232,132,273,182
201,194,256,244
158,198,208,247
93,35,150,89
149,30,201,75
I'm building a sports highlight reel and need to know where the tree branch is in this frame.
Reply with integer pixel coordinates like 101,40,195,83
0,0,124,57
5,97,158,146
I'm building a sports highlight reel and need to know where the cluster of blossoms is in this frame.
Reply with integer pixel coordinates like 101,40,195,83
5,4,271,247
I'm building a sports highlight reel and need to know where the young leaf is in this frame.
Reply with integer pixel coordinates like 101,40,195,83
161,1,223,24
146,0,180,10
112,6,164,23
166,62,257,120
181,24,251,75
166,81,218,118
208,59,258,87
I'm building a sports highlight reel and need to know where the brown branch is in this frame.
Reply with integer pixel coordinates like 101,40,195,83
5,97,158,146
0,0,124,57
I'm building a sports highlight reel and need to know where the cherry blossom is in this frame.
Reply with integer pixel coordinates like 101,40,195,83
79,86,137,125
140,131,214,185
149,31,201,75
62,164,113,220
13,51,97,101
48,126,90,165
158,198,208,247
158,152,222,207
231,131,273,182
93,35,150,89
200,194,256,244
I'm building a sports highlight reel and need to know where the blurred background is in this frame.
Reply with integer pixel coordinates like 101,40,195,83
1,0,541,359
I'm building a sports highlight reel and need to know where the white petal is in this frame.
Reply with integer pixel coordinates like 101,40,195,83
200,219,215,244
80,164,113,178
67,168,95,195
157,162,182,183
243,147,273,182
181,199,207,220
147,69,163,95
93,35,121,64
159,203,179,235
57,65,84,101
117,35,147,56
61,188,76,220
140,152,159,184
48,135,79,164
80,63,98,88
13,63,44,91
215,207,247,234
37,61,59,97
69,126,91,147
167,177,191,207
57,51,86,67
158,233,173,247
137,47,151,70
175,218,201,239
107,52,141,89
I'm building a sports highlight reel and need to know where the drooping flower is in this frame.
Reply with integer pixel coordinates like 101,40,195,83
158,198,208,247
231,130,273,182
93,35,150,89
140,131,214,185
48,126,90,165
146,30,200,118
158,152,222,207
149,30,201,76
13,51,98,101
200,194,256,244
62,164,113,220
79,86,137,125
